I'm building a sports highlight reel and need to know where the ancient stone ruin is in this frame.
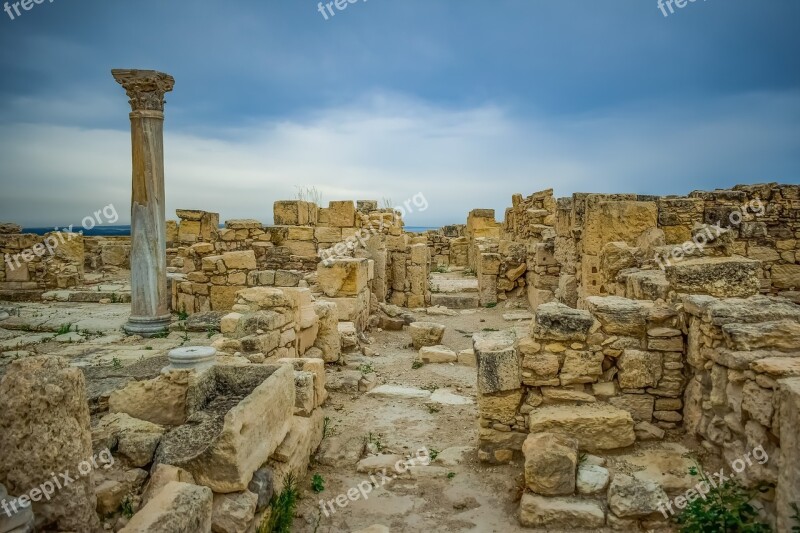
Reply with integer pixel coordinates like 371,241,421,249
0,70,798,532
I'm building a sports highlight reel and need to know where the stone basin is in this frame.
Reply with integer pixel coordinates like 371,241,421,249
154,363,295,493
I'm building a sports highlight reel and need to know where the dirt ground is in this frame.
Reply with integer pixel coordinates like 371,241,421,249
293,303,535,533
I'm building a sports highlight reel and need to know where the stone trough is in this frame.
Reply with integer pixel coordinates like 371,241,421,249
153,364,295,493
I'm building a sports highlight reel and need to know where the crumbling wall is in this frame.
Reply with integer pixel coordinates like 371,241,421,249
0,226,84,297
476,297,686,465
682,294,800,528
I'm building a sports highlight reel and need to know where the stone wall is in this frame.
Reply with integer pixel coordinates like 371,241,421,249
682,293,800,528
0,228,84,298
169,200,429,326
542,184,800,307
477,297,685,465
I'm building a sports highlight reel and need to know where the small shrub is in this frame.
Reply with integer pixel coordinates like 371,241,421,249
311,474,325,493
427,405,440,414
111,357,122,369
56,323,72,335
120,496,134,518
359,363,374,375
177,307,189,321
673,465,771,533
485,302,497,309
412,360,424,369
792,503,800,532
447,472,456,479
462,268,477,277
260,474,298,533
428,448,440,461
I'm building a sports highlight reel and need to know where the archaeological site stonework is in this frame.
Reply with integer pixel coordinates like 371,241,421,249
1,90,799,533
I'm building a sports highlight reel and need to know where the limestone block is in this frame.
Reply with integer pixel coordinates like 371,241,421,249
607,473,668,519
109,371,195,426
155,365,295,492
278,240,313,257
120,481,212,532
532,302,593,341
584,200,658,255
479,253,501,275
722,320,800,352
313,301,341,363
328,201,356,227
94,467,148,515
222,250,257,270
665,256,761,297
94,413,165,467
771,264,800,289
141,464,196,506
410,243,429,265
314,226,341,244
323,290,370,328
625,270,670,301
522,433,578,495
276,358,327,408
291,371,315,416
519,493,605,529
317,258,369,297
474,330,519,394
234,287,290,311
211,490,258,533
777,378,800,532
409,322,446,350
559,350,604,385
211,285,247,311
221,312,243,335
585,296,651,337
269,409,325,486
618,350,663,389
477,389,523,424
577,463,610,495
521,347,560,384
0,356,100,531
479,274,498,306
600,242,640,281
608,394,655,422
274,201,310,226
528,405,635,452
741,380,773,427
418,345,457,363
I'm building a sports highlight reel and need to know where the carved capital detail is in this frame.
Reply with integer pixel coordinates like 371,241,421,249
112,69,175,112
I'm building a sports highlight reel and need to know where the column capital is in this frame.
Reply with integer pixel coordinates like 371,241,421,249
111,69,175,112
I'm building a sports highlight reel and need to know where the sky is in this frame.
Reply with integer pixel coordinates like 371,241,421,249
0,0,798,228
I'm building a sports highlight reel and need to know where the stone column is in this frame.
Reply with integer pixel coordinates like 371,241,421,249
112,69,175,336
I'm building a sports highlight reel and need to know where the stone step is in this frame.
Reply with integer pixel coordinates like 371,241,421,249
42,290,131,303
0,289,45,302
430,293,480,309
527,404,635,453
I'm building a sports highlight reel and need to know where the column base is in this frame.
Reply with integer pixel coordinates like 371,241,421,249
124,314,172,337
